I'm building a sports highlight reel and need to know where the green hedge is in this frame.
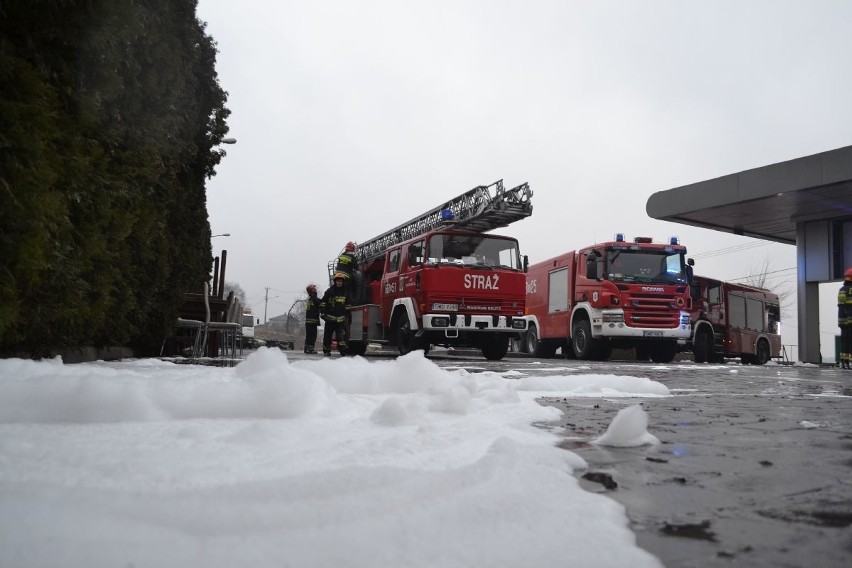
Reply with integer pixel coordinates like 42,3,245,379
0,0,230,357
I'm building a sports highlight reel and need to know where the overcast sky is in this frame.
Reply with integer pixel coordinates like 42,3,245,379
196,0,852,352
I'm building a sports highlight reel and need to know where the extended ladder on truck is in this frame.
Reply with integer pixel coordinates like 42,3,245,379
356,179,533,264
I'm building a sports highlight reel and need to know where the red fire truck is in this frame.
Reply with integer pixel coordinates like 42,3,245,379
685,269,782,364
522,234,692,362
333,180,533,360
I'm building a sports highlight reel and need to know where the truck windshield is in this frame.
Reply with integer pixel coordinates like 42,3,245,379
426,234,522,269
606,249,686,283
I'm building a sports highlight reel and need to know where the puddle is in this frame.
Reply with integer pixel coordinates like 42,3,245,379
660,520,717,541
758,509,852,527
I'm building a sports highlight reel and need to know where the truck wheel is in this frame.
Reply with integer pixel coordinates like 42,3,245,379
481,334,509,360
572,319,598,360
396,313,414,355
650,341,678,363
396,313,427,356
525,325,539,354
693,327,712,363
347,341,367,357
755,339,770,365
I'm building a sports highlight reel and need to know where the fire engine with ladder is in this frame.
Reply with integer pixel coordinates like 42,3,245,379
329,179,533,360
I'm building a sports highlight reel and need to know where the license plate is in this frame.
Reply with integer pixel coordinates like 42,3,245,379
432,303,458,311
643,330,664,337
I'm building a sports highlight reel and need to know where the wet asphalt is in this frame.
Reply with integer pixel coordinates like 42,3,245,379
287,350,852,567
531,360,852,568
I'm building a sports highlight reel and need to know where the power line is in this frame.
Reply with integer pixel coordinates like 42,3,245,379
690,241,772,259
726,267,797,283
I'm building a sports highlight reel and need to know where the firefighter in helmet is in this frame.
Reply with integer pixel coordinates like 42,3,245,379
336,242,357,278
838,268,852,368
320,272,352,356
335,242,359,299
304,283,321,354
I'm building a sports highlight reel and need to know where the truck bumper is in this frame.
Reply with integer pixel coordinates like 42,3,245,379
421,313,526,335
594,310,691,340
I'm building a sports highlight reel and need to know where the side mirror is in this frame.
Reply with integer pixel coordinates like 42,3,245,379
523,255,529,273
585,251,601,280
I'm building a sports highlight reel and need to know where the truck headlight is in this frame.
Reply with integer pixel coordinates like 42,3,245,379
602,312,624,323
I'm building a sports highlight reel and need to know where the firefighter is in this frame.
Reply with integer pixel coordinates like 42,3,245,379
336,242,358,280
838,268,852,368
320,273,352,356
304,284,321,354
335,241,359,300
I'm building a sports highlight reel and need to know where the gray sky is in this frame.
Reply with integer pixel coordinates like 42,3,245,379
197,0,852,349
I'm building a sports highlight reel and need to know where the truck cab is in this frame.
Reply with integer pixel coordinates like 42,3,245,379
350,229,527,359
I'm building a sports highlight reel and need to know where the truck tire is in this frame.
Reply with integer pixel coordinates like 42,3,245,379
572,319,600,360
396,313,428,356
525,325,539,354
481,334,509,360
755,339,770,365
693,327,712,363
347,341,368,357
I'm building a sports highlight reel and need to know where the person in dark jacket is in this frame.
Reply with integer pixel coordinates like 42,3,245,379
320,273,352,356
335,241,358,279
838,268,852,368
304,284,321,354
335,241,360,302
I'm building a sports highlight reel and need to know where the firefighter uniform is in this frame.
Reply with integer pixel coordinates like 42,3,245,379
320,274,352,355
304,285,321,354
838,268,852,368
335,242,359,299
335,250,357,279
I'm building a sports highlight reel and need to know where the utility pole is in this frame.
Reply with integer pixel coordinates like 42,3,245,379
263,287,269,324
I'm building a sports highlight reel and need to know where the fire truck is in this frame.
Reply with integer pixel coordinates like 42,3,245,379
330,179,533,360
523,234,692,362
685,268,782,364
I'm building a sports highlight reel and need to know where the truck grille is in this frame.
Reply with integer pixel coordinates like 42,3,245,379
623,295,681,328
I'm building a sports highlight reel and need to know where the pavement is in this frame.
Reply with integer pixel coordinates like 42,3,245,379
536,361,852,568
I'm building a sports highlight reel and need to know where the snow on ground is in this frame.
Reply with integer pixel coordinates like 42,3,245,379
0,349,668,568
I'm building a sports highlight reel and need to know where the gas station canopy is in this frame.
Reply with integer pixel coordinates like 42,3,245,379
646,145,852,245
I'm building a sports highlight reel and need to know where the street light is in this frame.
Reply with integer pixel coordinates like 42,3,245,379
212,233,231,238
221,138,237,144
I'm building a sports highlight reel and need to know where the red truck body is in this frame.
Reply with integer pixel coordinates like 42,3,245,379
686,274,782,364
523,234,692,362
334,180,533,360
348,229,527,359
